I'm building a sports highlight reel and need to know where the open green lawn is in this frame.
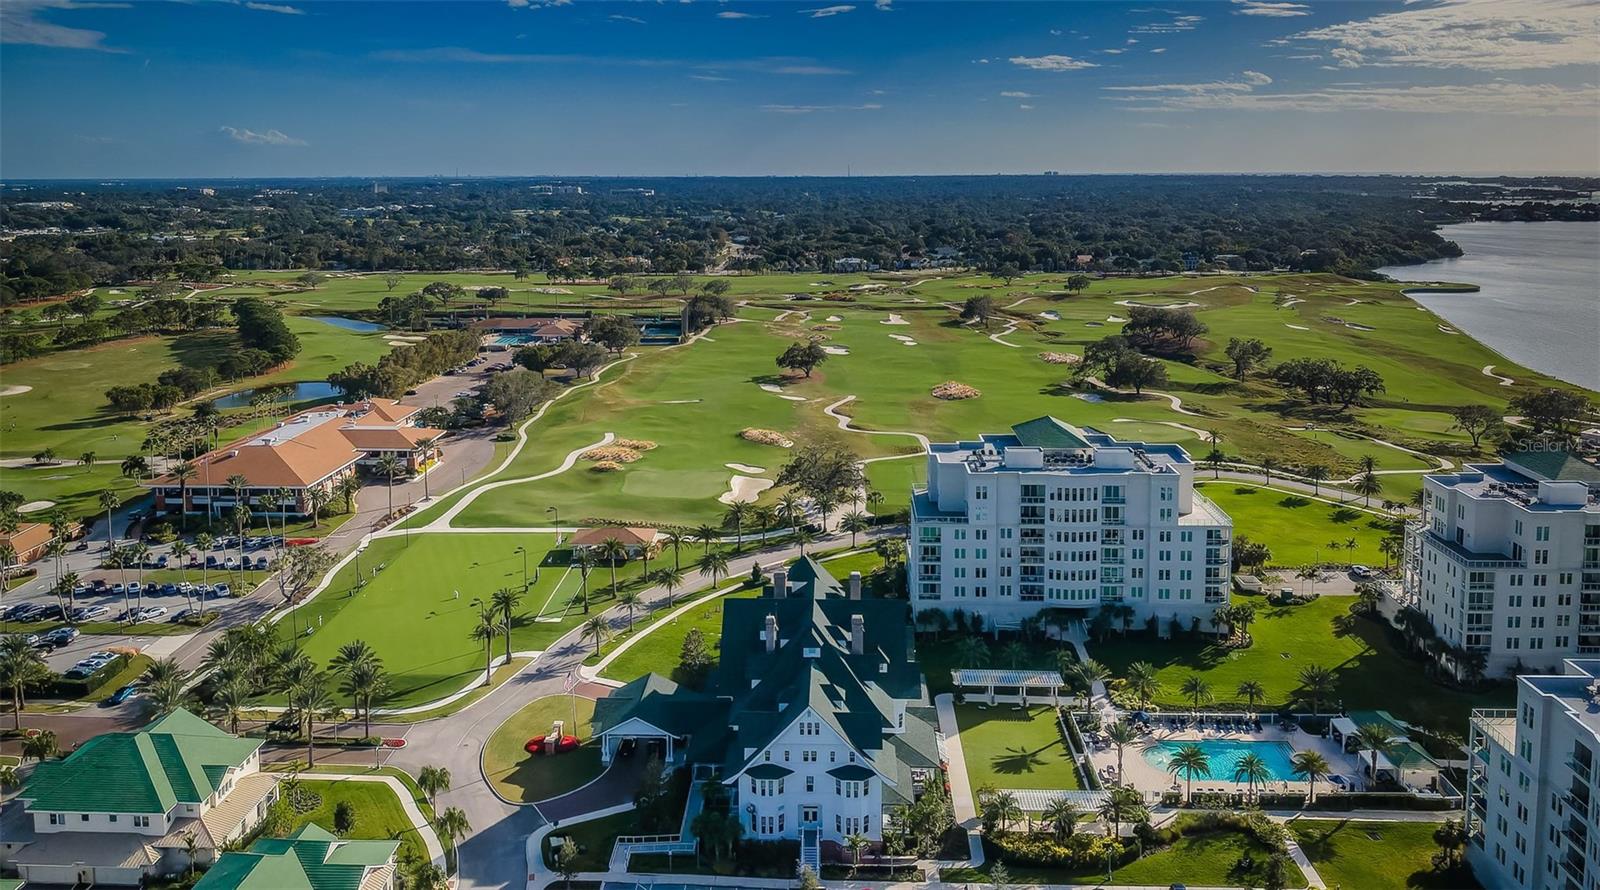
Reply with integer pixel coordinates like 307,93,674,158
1091,596,1513,734
285,778,429,864
955,703,1081,796
482,694,601,803
1197,482,1399,567
1290,819,1477,890
944,815,1306,887
542,811,636,872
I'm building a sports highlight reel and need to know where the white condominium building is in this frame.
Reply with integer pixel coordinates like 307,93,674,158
1467,658,1600,890
908,416,1232,630
1403,451,1600,678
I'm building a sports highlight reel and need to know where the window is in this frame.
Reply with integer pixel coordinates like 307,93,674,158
803,750,817,763
805,776,815,792
49,813,62,825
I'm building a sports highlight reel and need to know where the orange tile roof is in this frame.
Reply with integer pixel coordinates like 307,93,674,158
569,526,657,548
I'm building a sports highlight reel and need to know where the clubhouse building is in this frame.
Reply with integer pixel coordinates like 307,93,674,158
2,709,279,886
592,557,943,867
146,398,443,519
908,416,1232,630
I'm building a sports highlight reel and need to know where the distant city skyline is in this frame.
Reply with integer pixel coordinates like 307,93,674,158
2,0,1596,179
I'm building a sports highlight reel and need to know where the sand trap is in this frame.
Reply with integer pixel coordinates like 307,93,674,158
741,428,794,448
1106,315,1128,323
1116,299,1202,310
1345,299,1363,306
725,462,766,474
1279,297,1305,307
1285,324,1311,331
888,334,916,343
0,385,33,397
778,394,807,401
1038,310,1061,321
719,475,775,505
107,288,125,294
822,345,850,355
931,381,981,400
1072,393,1104,403
660,399,702,404
1346,323,1376,332
531,287,573,294
850,283,886,291
1084,321,1104,327
826,315,843,322
1039,352,1080,365
759,383,785,393
385,335,427,342
880,314,910,325
18,500,55,513
1437,324,1458,334
1482,365,1515,386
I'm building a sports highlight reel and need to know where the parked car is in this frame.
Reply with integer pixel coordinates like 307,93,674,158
32,604,66,622
127,582,142,597
71,583,90,598
160,583,178,596
214,583,232,597
70,605,111,622
111,582,126,595
8,632,40,647
104,683,140,706
134,606,168,622
155,555,170,568
1350,564,1374,578
91,579,109,593
41,626,79,647
2,603,38,621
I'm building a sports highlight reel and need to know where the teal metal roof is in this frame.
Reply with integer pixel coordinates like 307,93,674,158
1011,416,1090,450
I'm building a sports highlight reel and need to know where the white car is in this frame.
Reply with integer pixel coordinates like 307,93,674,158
1350,565,1374,578
134,606,168,621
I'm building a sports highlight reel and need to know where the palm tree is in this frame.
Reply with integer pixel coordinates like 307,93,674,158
698,550,730,590
147,674,188,716
1167,743,1211,802
470,608,503,683
1041,797,1079,842
1,635,50,729
654,567,684,608
999,641,1027,669
777,493,805,533
664,530,688,571
953,636,990,668
1069,659,1110,721
1180,674,1213,711
21,729,59,763
845,833,868,878
572,550,595,613
416,436,439,499
981,789,1023,834
617,589,643,632
1124,661,1160,711
435,807,472,876
581,615,611,656
723,502,750,552
211,677,250,734
286,672,335,765
1304,464,1329,496
170,461,195,529
597,537,628,597
1106,720,1138,783
194,532,214,609
864,488,884,516
342,660,390,740
794,525,814,555
1353,723,1399,787
1297,664,1334,717
1097,784,1144,840
1356,470,1382,507
693,523,718,555
1295,564,1319,597
98,488,121,553
336,473,361,515
1235,680,1265,711
258,491,279,550
376,454,405,518
121,454,149,480
840,511,869,548
418,765,452,808
1259,455,1278,483
307,486,331,529
1234,753,1271,804
490,587,524,664
1290,749,1331,803
129,542,150,609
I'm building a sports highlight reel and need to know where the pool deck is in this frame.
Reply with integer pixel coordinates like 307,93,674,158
1087,723,1369,797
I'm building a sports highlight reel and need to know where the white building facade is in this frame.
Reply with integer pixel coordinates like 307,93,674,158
1403,452,1600,678
1467,658,1600,890
909,417,1232,631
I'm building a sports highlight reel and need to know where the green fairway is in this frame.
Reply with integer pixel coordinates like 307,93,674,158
482,695,601,803
283,778,429,864
1197,482,1399,567
955,703,1081,796
1290,819,1477,890
1090,596,1512,733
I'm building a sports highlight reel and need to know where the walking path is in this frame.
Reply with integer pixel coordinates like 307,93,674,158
823,395,933,451
933,694,985,866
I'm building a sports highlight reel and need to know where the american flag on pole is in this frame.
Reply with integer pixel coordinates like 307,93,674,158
562,668,580,693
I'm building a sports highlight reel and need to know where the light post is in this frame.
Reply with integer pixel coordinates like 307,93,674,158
546,506,560,547
515,546,528,590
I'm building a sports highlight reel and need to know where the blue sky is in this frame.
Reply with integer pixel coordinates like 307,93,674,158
2,0,1596,178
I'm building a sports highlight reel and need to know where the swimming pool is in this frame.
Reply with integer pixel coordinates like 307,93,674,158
1141,739,1299,782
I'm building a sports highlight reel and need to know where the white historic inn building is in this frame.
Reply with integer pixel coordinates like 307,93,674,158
908,417,1232,630
1404,451,1600,678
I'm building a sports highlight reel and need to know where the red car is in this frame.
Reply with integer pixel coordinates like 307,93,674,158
524,735,580,755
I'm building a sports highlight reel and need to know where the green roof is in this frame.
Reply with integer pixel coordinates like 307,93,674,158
826,764,874,781
196,825,398,890
1503,450,1600,484
1011,416,1089,450
23,708,261,815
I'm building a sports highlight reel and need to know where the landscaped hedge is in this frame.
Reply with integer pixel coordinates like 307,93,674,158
45,653,130,699
1309,792,1456,812
1055,708,1101,790
989,832,1121,869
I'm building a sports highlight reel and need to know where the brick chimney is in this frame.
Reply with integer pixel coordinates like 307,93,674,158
848,571,862,600
851,614,865,655
765,614,778,652
772,568,788,598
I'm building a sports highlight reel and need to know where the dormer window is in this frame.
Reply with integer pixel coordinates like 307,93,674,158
803,646,820,658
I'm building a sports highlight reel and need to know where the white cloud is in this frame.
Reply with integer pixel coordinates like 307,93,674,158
802,5,854,17
1292,0,1599,70
689,74,731,81
1240,70,1272,85
874,0,892,9
219,126,307,146
1018,103,1034,110
1009,54,1098,71
1232,0,1310,17
760,102,880,113
608,13,645,24
1149,47,1167,53
244,2,304,14
717,10,763,18
1129,12,1204,34
1101,48,1126,55
999,91,1035,97
506,0,571,7
0,0,122,51
1108,79,1594,116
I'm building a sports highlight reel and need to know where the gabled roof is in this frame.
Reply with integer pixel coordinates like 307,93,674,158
592,673,727,738
23,708,261,815
773,556,847,598
1010,416,1089,450
196,825,399,890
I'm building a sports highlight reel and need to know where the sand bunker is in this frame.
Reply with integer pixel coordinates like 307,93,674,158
583,446,645,463
531,287,573,294
719,475,775,506
888,334,915,343
1437,324,1458,334
1345,323,1376,332
826,315,843,322
725,463,767,474
18,500,55,513
931,381,981,401
880,314,910,325
1106,315,1128,323
850,283,886,291
822,345,850,355
1285,324,1311,331
0,385,33,397
758,383,785,393
741,429,794,448
1038,310,1061,321
660,399,702,404
1115,299,1202,310
1279,297,1305,307
1039,352,1081,365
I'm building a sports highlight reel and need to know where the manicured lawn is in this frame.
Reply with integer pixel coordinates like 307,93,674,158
924,636,1074,697
954,703,1081,796
1091,597,1512,734
944,816,1306,887
542,811,636,872
1290,819,1477,890
1198,482,1399,568
285,778,428,864
482,694,601,803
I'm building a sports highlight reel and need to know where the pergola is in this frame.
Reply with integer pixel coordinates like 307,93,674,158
951,669,1068,706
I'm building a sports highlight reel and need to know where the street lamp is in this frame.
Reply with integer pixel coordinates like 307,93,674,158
515,545,529,590
546,506,560,547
